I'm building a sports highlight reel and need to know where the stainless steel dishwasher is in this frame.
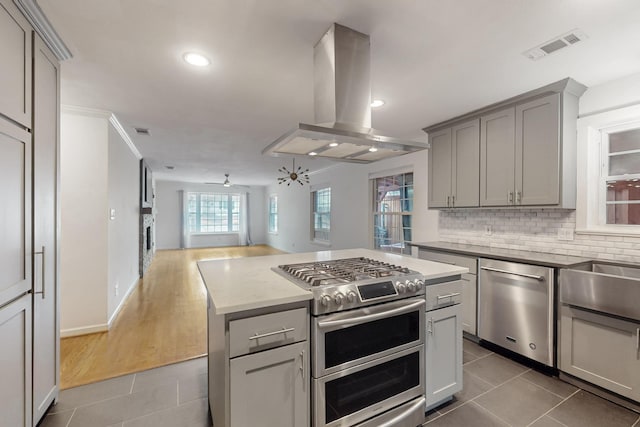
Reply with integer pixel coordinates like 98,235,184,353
478,258,554,366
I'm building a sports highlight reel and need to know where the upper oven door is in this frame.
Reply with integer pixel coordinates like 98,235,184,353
312,297,425,377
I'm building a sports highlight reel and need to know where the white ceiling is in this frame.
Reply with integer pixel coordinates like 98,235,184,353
39,0,640,185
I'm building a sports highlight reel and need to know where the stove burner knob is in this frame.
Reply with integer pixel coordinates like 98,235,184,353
415,279,424,291
396,282,407,293
346,291,358,303
334,292,345,306
320,295,332,307
407,281,417,292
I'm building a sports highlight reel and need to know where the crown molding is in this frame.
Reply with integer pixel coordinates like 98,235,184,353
13,0,72,60
109,114,143,160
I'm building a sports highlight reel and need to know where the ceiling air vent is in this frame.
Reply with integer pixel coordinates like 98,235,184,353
523,29,588,60
134,127,151,136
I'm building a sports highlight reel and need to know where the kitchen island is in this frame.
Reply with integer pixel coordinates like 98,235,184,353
198,248,467,427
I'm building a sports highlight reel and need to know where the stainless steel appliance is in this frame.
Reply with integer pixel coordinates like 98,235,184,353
478,258,554,366
275,257,426,427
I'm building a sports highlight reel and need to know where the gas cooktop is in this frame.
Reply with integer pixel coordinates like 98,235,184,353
274,256,426,315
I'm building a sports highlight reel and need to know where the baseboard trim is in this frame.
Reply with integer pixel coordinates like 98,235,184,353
60,324,108,338
107,277,141,329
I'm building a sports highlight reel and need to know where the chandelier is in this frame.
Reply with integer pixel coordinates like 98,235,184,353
278,159,309,186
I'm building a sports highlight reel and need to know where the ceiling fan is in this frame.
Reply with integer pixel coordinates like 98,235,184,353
204,173,249,188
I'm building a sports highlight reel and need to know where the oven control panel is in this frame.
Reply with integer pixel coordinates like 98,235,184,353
313,277,426,315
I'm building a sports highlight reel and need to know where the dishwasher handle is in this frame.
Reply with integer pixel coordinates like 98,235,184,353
480,266,545,281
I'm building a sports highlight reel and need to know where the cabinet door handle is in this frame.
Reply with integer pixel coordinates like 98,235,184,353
34,246,46,300
300,350,305,381
452,195,455,207
248,327,295,341
447,195,450,207
437,292,461,301
637,328,639,351
516,191,522,204
427,318,433,335
508,191,514,204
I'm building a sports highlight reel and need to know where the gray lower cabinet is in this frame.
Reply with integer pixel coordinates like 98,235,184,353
425,304,463,410
560,305,640,402
0,295,32,427
418,249,477,335
230,341,308,427
209,303,309,427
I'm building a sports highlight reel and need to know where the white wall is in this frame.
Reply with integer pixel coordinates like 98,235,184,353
154,180,267,249
60,108,110,335
107,123,141,323
60,107,142,336
265,150,438,253
580,71,640,117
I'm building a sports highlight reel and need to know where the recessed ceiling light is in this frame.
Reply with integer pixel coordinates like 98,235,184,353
369,147,378,152
309,152,318,156
329,142,339,147
371,99,385,108
183,52,210,67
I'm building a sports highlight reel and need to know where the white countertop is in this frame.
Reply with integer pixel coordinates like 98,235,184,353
198,248,468,315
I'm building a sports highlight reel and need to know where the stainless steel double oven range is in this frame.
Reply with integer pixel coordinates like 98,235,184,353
275,257,427,427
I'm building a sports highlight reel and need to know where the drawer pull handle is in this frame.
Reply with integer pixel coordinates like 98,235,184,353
249,327,295,341
437,292,460,301
480,266,544,281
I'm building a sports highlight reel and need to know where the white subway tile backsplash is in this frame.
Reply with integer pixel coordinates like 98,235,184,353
438,208,640,262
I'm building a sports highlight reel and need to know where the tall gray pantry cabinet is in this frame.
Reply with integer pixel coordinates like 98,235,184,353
0,0,61,425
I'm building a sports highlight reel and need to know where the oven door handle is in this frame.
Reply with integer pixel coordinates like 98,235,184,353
377,396,426,427
317,299,425,329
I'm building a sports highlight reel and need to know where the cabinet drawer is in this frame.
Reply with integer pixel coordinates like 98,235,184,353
419,250,477,273
426,280,463,311
229,308,307,358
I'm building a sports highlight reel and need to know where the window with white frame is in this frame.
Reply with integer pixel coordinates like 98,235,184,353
372,172,413,254
311,187,331,242
187,192,240,233
600,126,640,225
268,194,278,233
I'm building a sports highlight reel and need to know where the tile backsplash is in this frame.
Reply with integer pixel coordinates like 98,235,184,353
438,209,640,263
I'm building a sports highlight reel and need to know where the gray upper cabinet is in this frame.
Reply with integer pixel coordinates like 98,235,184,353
0,0,32,128
428,119,479,208
516,93,560,206
425,78,586,209
480,107,515,206
428,128,452,208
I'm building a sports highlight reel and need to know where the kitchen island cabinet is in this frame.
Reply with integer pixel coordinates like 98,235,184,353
425,304,463,410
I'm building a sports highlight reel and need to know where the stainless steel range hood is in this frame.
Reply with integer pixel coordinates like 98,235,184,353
263,23,429,164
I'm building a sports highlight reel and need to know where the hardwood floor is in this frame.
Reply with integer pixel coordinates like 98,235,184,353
60,245,285,390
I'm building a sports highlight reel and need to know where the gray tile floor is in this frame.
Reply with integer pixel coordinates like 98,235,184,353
39,340,640,427
425,340,640,427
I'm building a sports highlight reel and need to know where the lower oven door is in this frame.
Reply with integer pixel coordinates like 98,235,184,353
313,297,425,377
314,345,424,427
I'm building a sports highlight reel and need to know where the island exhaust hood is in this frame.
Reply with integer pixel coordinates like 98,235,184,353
262,23,429,164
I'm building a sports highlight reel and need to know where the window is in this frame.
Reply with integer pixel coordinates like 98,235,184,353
372,172,413,254
311,187,331,242
187,192,240,233
268,194,278,233
601,127,640,225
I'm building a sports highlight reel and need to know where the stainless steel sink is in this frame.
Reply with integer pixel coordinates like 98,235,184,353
559,262,640,321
